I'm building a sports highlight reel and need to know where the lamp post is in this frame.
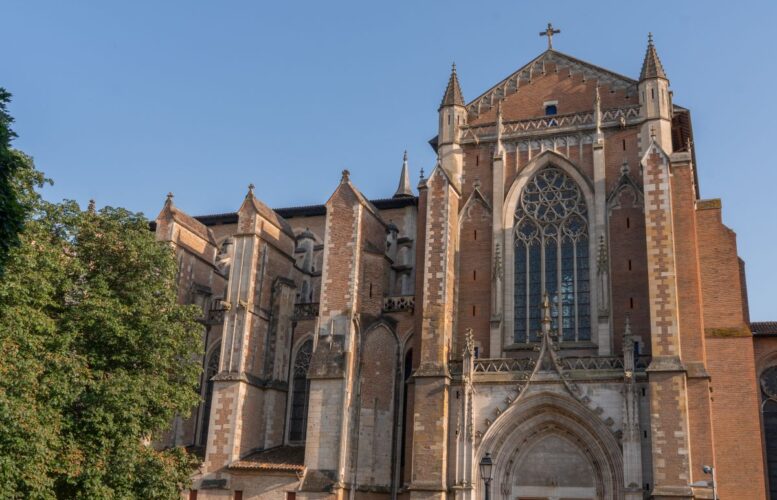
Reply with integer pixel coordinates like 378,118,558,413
479,452,493,500
703,465,717,500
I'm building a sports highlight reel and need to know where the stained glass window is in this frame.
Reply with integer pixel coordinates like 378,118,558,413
514,166,590,343
289,339,312,443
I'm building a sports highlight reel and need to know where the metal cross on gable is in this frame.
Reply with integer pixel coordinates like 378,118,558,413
540,22,560,49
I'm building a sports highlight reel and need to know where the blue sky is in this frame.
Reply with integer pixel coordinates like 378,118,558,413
2,1,775,320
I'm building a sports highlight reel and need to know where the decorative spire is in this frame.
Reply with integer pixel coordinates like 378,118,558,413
87,199,96,214
246,183,255,198
165,192,174,206
640,32,667,81
597,235,608,274
440,62,465,109
341,169,350,182
594,85,602,136
494,101,505,159
393,150,413,198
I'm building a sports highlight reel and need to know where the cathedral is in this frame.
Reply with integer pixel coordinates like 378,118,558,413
155,30,777,500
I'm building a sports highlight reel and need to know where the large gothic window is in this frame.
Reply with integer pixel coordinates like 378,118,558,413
198,344,220,446
513,166,590,343
289,339,312,443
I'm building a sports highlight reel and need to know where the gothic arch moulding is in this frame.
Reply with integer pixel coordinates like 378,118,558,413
477,391,624,500
500,150,599,350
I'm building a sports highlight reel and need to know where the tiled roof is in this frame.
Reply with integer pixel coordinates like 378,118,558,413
752,322,777,336
229,446,305,473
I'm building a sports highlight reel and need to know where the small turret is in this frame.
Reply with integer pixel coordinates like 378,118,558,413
638,33,673,152
437,63,466,186
393,150,414,198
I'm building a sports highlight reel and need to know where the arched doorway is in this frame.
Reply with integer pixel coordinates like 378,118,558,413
477,392,623,500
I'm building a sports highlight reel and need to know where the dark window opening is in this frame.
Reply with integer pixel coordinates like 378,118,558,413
472,305,476,316
630,297,635,309
399,349,413,486
628,259,632,271
474,346,480,358
473,270,477,281
474,229,477,240
289,339,313,442
626,217,631,229
476,154,479,166
622,139,626,151
199,345,221,446
369,283,373,298
545,104,558,116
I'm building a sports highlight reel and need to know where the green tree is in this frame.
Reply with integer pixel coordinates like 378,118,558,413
0,89,38,276
0,173,203,498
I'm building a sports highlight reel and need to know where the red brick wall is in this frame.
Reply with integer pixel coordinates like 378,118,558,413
697,202,766,499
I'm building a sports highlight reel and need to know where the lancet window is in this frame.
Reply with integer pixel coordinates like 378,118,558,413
198,343,221,446
288,339,312,443
513,166,590,343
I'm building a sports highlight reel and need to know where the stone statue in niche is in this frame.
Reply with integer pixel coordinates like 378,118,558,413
216,237,234,276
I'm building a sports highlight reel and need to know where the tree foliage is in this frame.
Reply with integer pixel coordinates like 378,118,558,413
0,163,203,498
0,88,39,276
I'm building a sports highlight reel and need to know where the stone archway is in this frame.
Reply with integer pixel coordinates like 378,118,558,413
477,391,623,500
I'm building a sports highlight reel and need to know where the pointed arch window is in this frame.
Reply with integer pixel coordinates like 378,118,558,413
289,339,312,443
513,166,590,343
198,344,220,446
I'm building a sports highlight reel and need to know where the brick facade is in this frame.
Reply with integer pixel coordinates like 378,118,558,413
152,37,774,500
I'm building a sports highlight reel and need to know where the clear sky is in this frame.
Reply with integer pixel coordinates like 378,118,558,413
2,1,775,320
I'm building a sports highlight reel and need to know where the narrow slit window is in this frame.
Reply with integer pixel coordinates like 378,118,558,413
630,297,635,309
628,259,632,271
626,217,631,229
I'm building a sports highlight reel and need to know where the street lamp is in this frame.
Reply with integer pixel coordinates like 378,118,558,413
479,452,493,500
702,465,717,500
